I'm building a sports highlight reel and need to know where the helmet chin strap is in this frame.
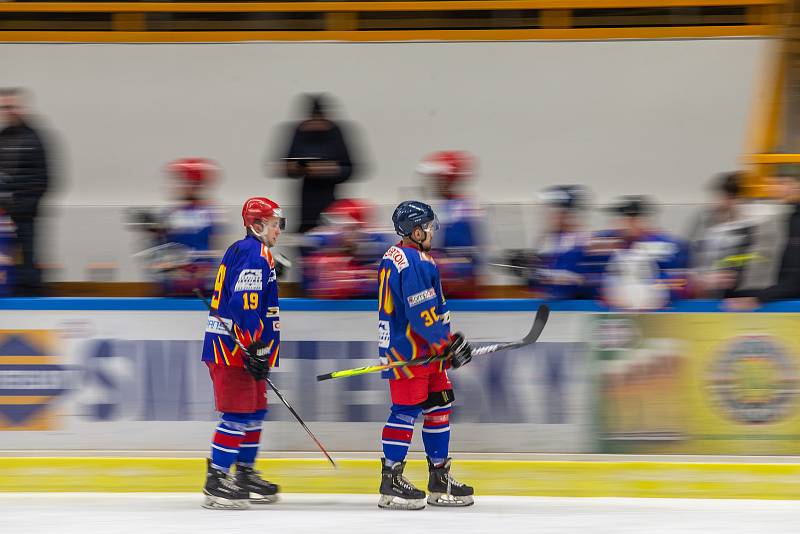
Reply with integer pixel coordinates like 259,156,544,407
248,224,273,248
410,228,430,252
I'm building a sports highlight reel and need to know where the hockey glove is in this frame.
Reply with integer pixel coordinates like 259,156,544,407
445,332,473,369
244,340,271,380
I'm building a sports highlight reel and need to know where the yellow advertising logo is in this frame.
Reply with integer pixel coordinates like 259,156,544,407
0,330,67,430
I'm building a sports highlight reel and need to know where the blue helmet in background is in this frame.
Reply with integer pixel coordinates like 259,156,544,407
392,200,439,237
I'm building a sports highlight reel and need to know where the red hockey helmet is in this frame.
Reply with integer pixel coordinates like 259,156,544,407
322,198,374,227
416,151,474,182
166,158,219,186
242,197,285,230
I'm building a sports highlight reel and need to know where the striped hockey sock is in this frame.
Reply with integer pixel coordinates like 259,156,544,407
236,409,267,467
381,405,421,463
210,413,249,472
422,403,452,465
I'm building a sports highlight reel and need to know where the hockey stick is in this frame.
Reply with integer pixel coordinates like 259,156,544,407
193,289,337,468
316,303,550,382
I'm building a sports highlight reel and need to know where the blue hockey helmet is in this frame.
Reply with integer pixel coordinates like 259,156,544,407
392,200,439,237
538,185,587,209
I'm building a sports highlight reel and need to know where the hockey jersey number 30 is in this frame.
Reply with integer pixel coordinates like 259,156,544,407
377,245,452,379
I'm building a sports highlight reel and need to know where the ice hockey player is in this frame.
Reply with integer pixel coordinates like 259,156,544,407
200,197,284,509
376,200,475,510
416,151,482,297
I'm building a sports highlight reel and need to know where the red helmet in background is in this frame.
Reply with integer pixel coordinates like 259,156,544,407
166,158,219,186
242,197,285,229
416,151,474,182
322,198,375,227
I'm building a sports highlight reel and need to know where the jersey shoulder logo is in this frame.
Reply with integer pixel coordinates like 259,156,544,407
383,246,409,272
234,268,263,292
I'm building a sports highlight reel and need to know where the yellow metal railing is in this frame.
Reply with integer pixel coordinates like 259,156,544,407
0,0,785,41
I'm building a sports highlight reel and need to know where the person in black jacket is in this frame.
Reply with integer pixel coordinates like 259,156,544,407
281,94,355,233
0,88,49,296
725,172,800,310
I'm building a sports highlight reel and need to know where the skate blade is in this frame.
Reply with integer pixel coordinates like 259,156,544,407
249,492,279,505
427,493,474,507
377,494,426,510
202,494,251,510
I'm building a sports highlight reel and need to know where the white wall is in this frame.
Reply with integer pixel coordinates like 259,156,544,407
0,38,770,280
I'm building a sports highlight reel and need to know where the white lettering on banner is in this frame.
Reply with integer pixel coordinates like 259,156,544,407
0,370,64,390
378,320,391,348
407,288,436,307
383,246,408,272
206,317,232,336
234,269,263,292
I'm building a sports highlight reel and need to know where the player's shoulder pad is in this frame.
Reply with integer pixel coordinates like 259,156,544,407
382,245,411,272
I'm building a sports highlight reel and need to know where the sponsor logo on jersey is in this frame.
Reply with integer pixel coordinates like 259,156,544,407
407,288,437,307
234,269,263,292
378,320,391,348
266,306,280,318
273,321,281,331
267,268,277,284
441,311,451,325
206,317,232,336
383,246,408,272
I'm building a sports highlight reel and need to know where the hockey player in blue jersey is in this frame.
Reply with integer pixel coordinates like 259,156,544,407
200,196,284,509
530,185,591,299
377,200,475,510
585,196,689,309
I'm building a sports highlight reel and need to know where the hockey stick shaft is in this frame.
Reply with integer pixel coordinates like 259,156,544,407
194,289,337,468
316,304,550,382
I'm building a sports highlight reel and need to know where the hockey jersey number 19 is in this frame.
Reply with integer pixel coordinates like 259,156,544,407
378,245,452,379
201,234,280,368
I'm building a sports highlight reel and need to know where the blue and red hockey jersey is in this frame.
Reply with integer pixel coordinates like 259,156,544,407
201,235,280,368
377,245,452,380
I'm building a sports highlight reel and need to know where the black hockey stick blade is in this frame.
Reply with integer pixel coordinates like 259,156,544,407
470,303,549,358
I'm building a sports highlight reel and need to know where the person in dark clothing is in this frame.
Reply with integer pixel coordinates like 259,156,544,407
0,88,49,296
725,172,800,310
282,94,354,233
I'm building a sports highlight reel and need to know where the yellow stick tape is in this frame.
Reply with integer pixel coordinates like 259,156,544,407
2,458,800,499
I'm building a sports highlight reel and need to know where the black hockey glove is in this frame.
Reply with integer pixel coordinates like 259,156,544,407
445,332,473,369
244,340,271,380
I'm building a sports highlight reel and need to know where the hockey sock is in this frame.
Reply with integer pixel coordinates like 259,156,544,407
382,404,421,463
422,403,452,465
236,409,267,467
210,412,249,472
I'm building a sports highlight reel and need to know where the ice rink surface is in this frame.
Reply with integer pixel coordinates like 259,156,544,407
3,494,800,534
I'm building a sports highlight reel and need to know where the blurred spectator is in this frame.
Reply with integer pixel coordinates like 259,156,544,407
127,158,223,296
584,196,688,310
688,172,775,298
300,198,392,298
281,94,355,233
726,171,800,310
417,150,483,298
0,88,50,296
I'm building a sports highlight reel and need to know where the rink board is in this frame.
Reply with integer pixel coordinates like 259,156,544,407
3,457,800,499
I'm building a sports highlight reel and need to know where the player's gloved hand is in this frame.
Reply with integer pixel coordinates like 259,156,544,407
445,332,473,369
244,340,271,380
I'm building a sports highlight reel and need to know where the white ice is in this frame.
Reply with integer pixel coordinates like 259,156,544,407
2,493,799,534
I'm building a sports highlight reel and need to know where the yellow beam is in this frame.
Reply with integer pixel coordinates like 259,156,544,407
0,1,783,14
745,153,800,164
3,457,800,499
0,25,778,42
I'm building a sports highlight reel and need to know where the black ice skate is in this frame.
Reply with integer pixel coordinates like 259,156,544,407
202,458,250,510
427,458,474,507
236,463,280,504
378,458,426,510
